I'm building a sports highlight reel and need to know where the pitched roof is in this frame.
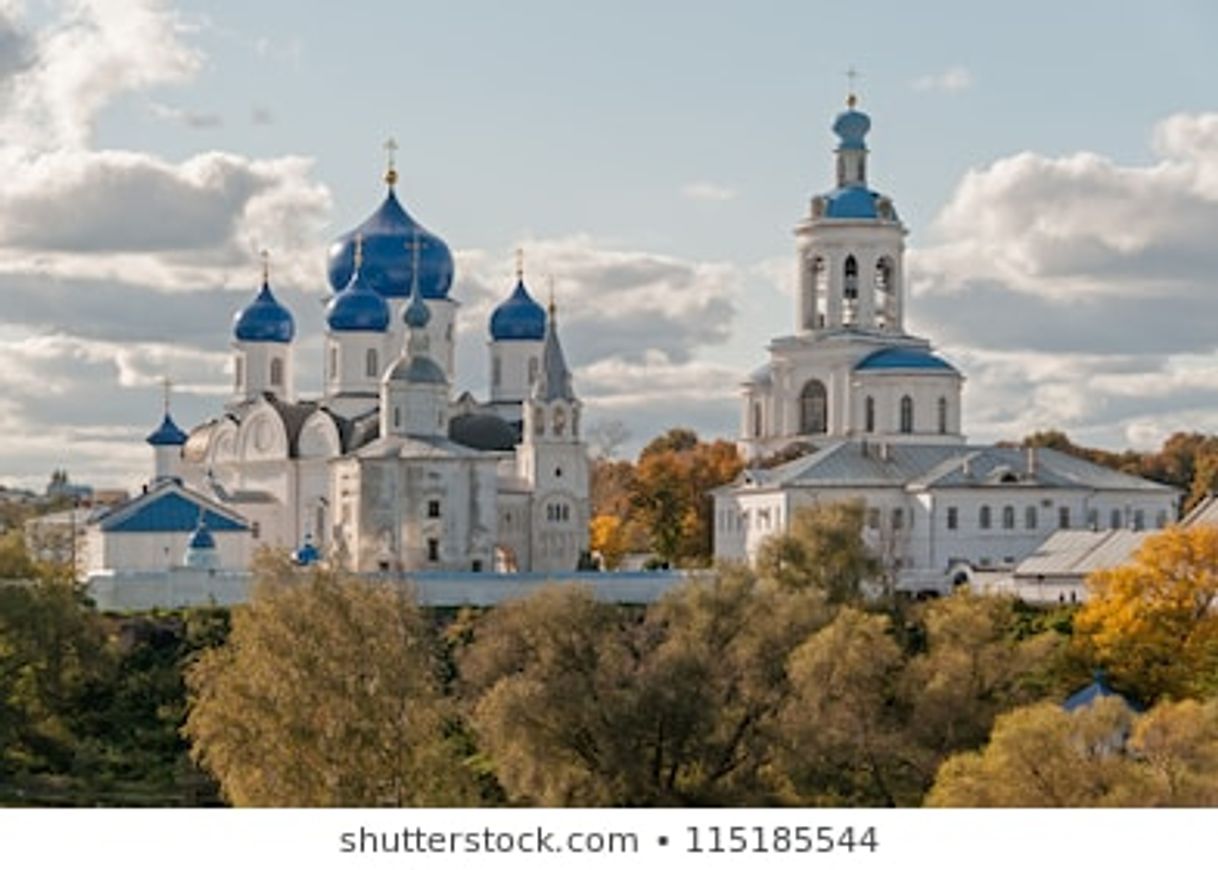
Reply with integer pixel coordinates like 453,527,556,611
1012,529,1151,580
96,480,249,534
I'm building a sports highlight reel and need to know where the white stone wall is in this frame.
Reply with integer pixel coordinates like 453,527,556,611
489,338,543,406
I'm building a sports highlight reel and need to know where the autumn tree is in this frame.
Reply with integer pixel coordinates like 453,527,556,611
1128,698,1218,805
770,607,918,806
755,501,881,603
461,568,828,806
630,429,742,566
925,698,1146,807
184,553,473,806
902,593,1066,761
1074,525,1218,702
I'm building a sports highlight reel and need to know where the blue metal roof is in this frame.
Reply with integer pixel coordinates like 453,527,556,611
146,413,188,446
325,266,390,332
855,347,957,372
490,279,546,341
233,281,295,343
1063,672,1141,713
823,185,880,219
294,537,320,566
101,489,248,534
327,189,454,299
188,523,216,550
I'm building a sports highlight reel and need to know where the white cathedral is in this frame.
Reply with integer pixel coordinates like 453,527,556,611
85,157,589,580
712,95,1179,593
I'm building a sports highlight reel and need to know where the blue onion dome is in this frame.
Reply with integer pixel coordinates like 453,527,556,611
833,103,871,149
490,278,547,341
146,413,188,446
188,521,215,551
326,187,454,300
325,249,390,333
404,282,431,329
233,278,295,343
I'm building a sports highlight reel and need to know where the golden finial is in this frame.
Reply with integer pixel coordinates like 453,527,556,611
547,274,556,316
515,247,524,281
260,249,270,284
353,232,364,271
383,137,399,186
846,65,861,108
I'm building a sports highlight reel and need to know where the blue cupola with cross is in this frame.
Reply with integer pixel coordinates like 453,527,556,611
326,140,455,300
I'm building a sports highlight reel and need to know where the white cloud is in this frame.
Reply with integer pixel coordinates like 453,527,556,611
148,99,221,128
910,65,973,93
909,112,1218,451
681,181,737,202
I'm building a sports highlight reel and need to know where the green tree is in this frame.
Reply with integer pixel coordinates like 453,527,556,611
184,554,473,806
755,502,881,602
0,530,35,579
771,607,918,806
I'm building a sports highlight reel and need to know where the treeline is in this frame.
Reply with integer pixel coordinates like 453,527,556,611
182,514,1218,808
1020,429,1218,512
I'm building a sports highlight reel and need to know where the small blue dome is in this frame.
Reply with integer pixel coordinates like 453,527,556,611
490,279,546,341
404,286,431,329
294,535,320,566
233,281,295,343
146,413,188,446
833,107,871,149
327,189,454,299
188,523,216,550
326,267,390,333
855,347,957,372
824,185,880,219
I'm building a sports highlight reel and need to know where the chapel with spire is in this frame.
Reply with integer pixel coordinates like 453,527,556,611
105,141,591,575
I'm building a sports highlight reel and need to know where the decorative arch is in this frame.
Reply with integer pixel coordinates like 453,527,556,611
297,411,342,459
843,254,859,325
799,380,828,435
237,405,288,461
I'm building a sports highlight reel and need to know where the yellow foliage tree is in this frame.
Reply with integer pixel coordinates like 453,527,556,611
184,553,474,806
588,514,627,569
1074,525,1218,702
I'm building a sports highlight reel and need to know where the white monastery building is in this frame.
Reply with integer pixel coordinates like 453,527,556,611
712,95,1179,594
87,154,590,580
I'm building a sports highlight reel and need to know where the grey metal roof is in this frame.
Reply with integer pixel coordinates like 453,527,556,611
1184,493,1218,527
354,434,488,461
731,441,1177,495
448,412,520,452
385,353,446,384
533,304,575,401
1013,529,1151,580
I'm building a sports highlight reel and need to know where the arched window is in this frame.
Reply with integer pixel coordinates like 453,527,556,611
938,396,948,435
752,402,763,438
843,255,858,324
1111,509,1122,529
571,407,580,438
1002,505,1015,529
528,357,539,385
234,356,243,390
365,348,379,378
492,356,502,387
799,380,828,435
270,357,284,387
814,256,829,328
553,405,566,437
1025,505,1037,529
533,406,545,437
900,395,914,433
875,257,894,329
329,346,338,381
864,396,875,433
979,505,991,529
393,406,401,429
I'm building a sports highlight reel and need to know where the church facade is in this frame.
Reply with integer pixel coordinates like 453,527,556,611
93,158,589,578
713,97,1179,593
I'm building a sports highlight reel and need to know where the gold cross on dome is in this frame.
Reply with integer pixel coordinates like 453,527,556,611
515,247,524,280
161,376,173,414
845,66,862,107
383,137,399,186
260,249,270,283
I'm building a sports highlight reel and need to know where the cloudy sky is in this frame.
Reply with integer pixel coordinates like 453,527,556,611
2,1,1218,492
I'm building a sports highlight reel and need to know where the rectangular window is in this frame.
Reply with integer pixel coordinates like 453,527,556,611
891,508,904,530
427,500,440,519
427,538,439,562
1025,505,1037,530
1133,509,1145,531
1058,506,1070,529
946,506,958,530
867,508,880,530
251,521,260,540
